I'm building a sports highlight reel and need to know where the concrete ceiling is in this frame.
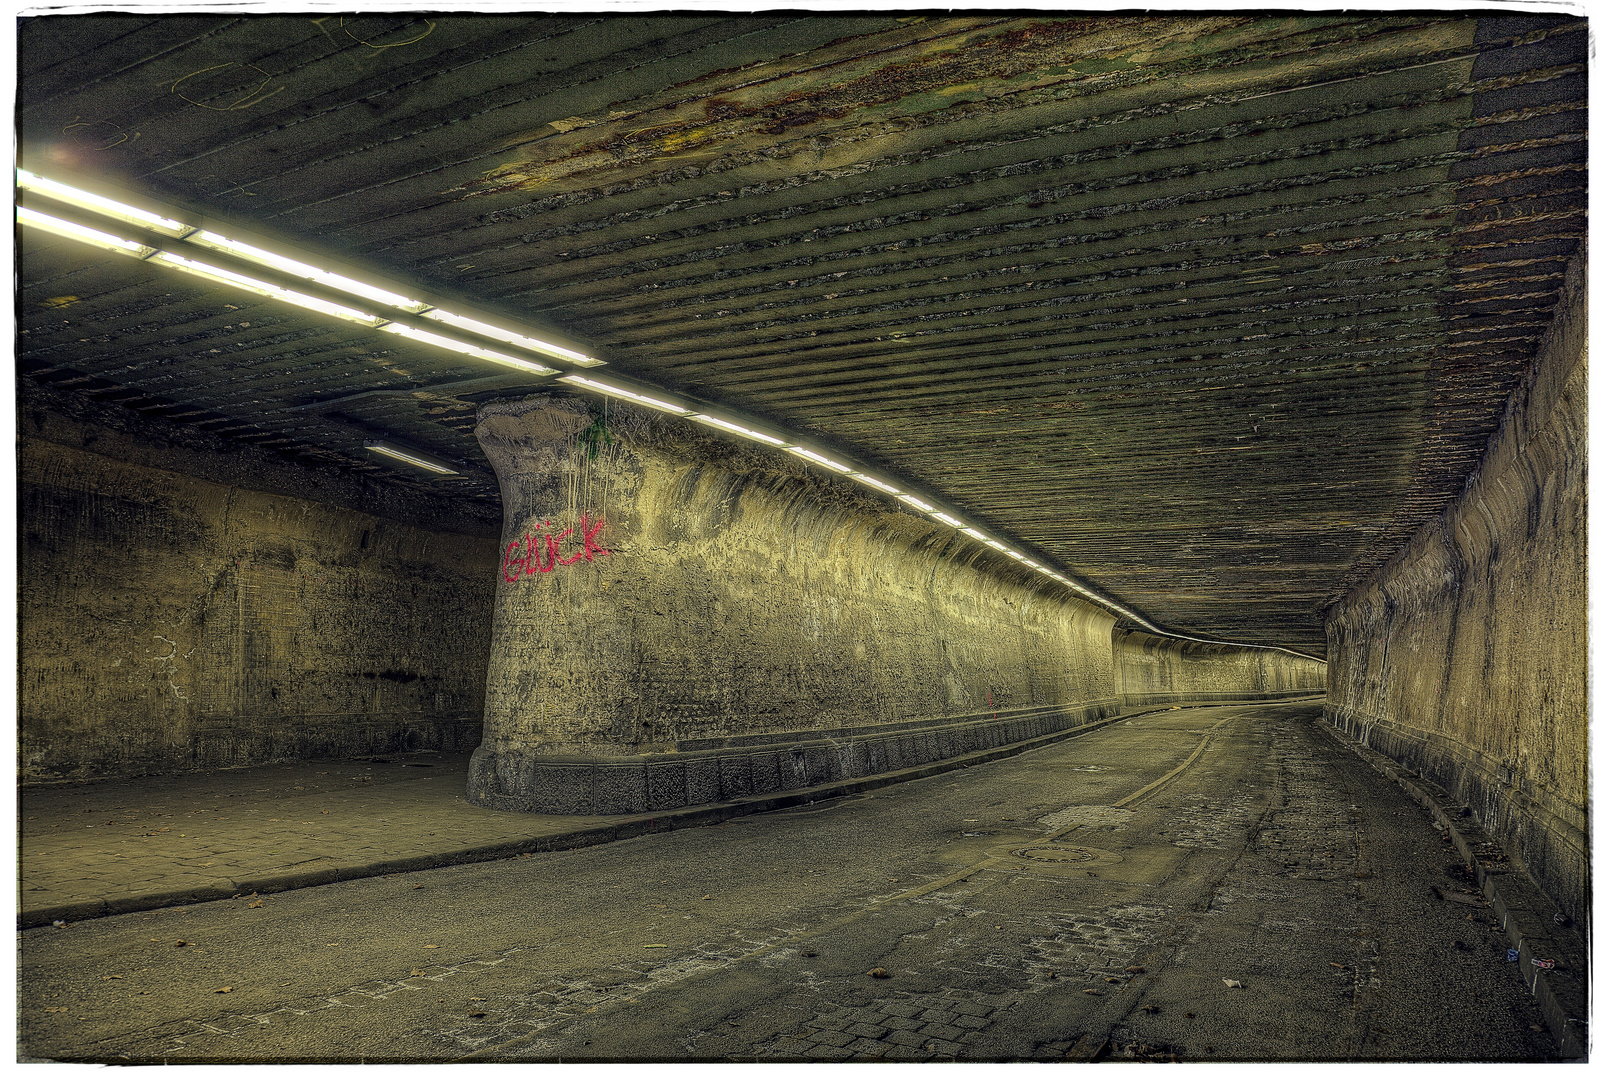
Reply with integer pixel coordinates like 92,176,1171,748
16,12,1588,657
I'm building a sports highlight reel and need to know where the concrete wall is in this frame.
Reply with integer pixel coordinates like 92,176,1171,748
467,397,1126,814
1113,630,1325,708
1324,251,1588,922
17,391,500,782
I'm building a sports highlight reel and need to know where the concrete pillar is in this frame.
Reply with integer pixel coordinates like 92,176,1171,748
467,394,1120,815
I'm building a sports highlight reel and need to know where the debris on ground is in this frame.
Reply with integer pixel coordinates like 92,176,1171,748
1222,979,1244,989
867,967,891,979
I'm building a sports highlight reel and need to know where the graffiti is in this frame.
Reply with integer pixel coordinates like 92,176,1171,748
502,512,610,583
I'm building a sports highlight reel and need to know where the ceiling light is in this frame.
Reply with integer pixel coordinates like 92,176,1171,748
422,308,603,367
17,206,155,257
689,414,789,446
788,447,852,473
985,540,1013,554
379,323,558,375
850,473,900,495
897,494,935,513
17,169,192,237
558,375,689,415
187,230,428,312
960,527,989,541
364,439,460,475
149,252,383,325
931,512,964,529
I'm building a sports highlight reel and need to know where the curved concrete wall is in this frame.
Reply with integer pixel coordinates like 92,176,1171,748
1324,251,1587,922
18,425,498,782
1113,630,1325,708
469,398,1122,814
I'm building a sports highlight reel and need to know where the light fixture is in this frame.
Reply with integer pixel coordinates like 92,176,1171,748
931,512,964,529
186,230,428,312
689,414,789,447
379,323,558,375
788,447,852,473
149,252,384,326
423,308,604,367
960,527,989,540
897,494,935,513
16,206,154,256
850,473,900,495
364,439,460,475
557,374,690,414
17,169,192,236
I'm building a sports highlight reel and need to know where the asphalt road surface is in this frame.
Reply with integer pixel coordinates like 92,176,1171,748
19,702,1556,1063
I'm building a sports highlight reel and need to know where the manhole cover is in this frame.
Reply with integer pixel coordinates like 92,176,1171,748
1012,845,1099,863
982,841,1123,871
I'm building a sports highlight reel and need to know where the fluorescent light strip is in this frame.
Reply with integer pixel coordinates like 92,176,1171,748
18,170,596,373
690,414,789,447
558,375,689,414
423,309,604,367
149,252,383,326
851,473,900,495
788,447,852,473
18,169,192,237
17,207,154,256
897,494,935,512
364,440,459,475
380,323,558,375
188,230,427,312
931,512,964,529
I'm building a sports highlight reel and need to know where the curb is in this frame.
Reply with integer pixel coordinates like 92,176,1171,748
1316,718,1588,1061
20,697,1316,931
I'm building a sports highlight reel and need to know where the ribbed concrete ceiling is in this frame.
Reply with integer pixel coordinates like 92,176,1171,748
16,13,1587,657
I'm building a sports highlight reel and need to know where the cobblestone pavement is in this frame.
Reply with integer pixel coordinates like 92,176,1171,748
20,703,1567,1063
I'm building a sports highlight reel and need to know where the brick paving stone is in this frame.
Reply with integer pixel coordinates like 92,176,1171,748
953,1014,989,1030
925,1038,964,1056
810,1029,854,1048
918,1009,957,1026
806,1045,854,1059
920,1022,964,1041
846,1022,888,1039
881,1002,924,1018
886,1029,927,1049
845,1038,887,1056
882,1045,935,1061
882,1016,923,1031
949,1000,993,1017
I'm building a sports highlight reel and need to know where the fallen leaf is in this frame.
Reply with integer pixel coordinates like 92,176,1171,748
1329,962,1346,969
103,975,122,980
868,968,891,979
1083,989,1102,996
1222,979,1244,989
702,895,713,900
214,987,232,994
248,900,264,909
423,944,439,949
644,944,668,949
174,941,189,948
1105,977,1122,983
410,970,426,977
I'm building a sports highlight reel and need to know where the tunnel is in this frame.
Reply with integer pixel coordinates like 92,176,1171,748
15,11,1588,1063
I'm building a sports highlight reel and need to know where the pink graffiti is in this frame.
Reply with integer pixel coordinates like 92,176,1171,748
502,512,610,583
